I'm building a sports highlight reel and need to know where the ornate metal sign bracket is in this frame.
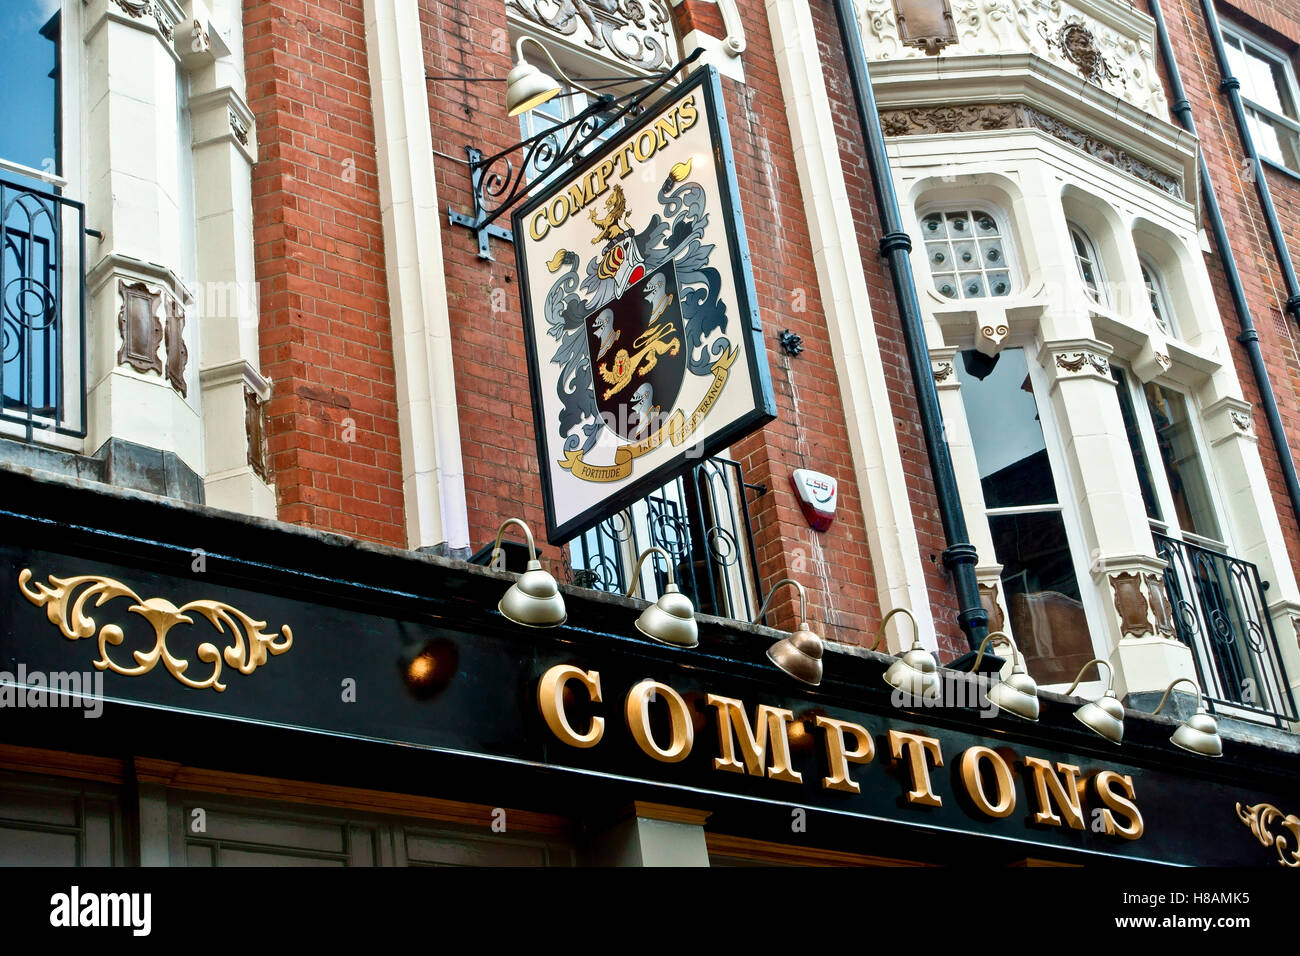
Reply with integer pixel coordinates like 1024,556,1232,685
446,47,703,261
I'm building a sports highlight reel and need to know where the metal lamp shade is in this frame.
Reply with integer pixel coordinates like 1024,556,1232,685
767,622,823,687
1075,694,1125,744
635,584,699,648
883,643,940,702
1171,709,1223,757
988,670,1040,721
506,60,561,116
498,560,567,627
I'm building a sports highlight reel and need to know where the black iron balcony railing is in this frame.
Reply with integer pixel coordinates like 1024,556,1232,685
1154,532,1298,727
1,177,86,441
571,457,765,622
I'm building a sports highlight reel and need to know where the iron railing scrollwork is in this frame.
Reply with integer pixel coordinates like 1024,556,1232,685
1154,532,1297,726
571,456,765,622
1,178,86,441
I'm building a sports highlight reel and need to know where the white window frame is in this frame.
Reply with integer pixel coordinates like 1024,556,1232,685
916,203,1020,301
1138,254,1180,339
1221,22,1300,173
1068,222,1108,307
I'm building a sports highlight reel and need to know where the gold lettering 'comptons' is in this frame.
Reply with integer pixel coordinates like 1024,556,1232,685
527,95,700,242
815,715,875,793
538,664,605,748
1095,771,1144,840
626,679,693,763
707,694,803,783
1023,757,1086,830
18,569,292,692
960,746,1017,818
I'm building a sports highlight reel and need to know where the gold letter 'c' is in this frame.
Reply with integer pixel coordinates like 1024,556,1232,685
959,746,1016,818
538,665,604,749
625,680,694,763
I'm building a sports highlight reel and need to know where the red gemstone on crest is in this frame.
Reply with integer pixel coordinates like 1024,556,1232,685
628,265,644,285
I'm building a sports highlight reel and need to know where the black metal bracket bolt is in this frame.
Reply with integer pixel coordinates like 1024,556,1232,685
778,330,804,356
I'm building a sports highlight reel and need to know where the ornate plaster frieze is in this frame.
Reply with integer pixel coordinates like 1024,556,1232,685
879,102,1182,198
859,0,1167,117
507,0,679,72
1055,350,1109,376
930,346,960,389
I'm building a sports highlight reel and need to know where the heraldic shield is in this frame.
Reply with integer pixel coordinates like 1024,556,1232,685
584,258,686,442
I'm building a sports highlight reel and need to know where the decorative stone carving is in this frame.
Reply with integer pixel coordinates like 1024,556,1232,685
861,0,1168,116
976,321,1010,356
933,361,954,383
165,296,188,398
979,581,1005,633
1145,572,1175,638
507,0,677,72
228,108,250,147
111,0,177,41
894,0,958,55
1055,350,1109,376
878,103,1182,198
117,280,164,376
245,387,271,482
1109,571,1152,638
1230,410,1254,434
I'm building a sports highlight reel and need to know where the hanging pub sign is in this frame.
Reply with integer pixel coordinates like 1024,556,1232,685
513,65,776,544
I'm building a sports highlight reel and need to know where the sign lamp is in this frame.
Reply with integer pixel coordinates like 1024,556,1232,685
625,546,699,648
968,631,1039,721
1150,677,1223,757
1064,658,1125,744
506,36,597,117
752,579,823,686
490,518,567,628
870,607,939,702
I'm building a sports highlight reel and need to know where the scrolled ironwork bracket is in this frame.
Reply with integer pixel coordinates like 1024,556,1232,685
445,47,704,261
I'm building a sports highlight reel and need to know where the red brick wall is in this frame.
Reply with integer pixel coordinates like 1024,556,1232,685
417,0,951,648
1143,0,1300,584
244,0,407,547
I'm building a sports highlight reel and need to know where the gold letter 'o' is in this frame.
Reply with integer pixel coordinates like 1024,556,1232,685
960,745,1016,818
625,679,694,763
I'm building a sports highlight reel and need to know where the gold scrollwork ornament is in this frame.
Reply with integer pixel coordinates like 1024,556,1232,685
1236,801,1300,867
18,569,293,693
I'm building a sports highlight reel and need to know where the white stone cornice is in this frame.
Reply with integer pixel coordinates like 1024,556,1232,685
199,359,270,401
87,0,183,64
86,252,193,304
1038,336,1114,385
189,87,256,164
1204,395,1258,446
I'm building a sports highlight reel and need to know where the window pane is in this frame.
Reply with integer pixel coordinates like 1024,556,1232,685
922,209,1012,300
0,3,60,175
1112,368,1163,523
989,511,1093,686
1246,108,1300,170
1143,383,1222,541
956,348,1058,508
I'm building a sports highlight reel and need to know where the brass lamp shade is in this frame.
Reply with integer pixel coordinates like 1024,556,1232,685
988,670,1040,721
1151,677,1223,757
884,645,940,702
1075,694,1125,744
1171,709,1223,758
505,58,560,116
635,583,699,648
499,559,567,627
767,621,823,687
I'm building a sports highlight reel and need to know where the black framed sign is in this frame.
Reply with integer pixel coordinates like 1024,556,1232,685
513,65,776,544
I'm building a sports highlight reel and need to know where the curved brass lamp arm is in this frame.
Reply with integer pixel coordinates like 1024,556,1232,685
491,517,539,565
869,607,919,653
753,579,808,625
515,36,599,99
1151,677,1205,715
968,630,1021,673
1065,658,1115,697
625,547,676,598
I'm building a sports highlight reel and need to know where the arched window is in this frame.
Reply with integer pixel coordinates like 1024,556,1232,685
919,207,1015,300
1139,255,1178,338
1068,223,1106,306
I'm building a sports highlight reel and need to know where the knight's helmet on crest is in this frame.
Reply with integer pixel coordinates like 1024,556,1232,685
598,234,646,299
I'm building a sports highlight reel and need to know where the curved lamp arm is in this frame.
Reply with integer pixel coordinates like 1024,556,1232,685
968,630,1022,673
625,546,677,598
515,35,599,99
1151,677,1206,715
869,607,919,653
491,517,540,566
1065,658,1115,698
753,579,808,625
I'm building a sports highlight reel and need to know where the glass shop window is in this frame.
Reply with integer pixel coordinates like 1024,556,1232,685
956,346,1095,686
0,2,61,184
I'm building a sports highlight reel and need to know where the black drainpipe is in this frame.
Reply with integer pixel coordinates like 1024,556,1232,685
1197,0,1300,322
1149,0,1300,532
829,0,991,663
